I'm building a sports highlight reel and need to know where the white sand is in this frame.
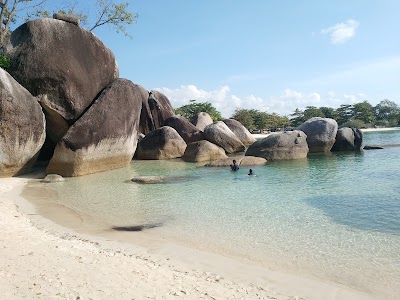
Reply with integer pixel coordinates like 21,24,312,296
0,178,380,300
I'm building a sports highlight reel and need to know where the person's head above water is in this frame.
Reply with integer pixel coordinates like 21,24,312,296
248,169,253,175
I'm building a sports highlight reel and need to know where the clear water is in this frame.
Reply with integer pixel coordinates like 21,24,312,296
34,130,400,299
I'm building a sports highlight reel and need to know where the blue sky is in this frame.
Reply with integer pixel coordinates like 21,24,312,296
17,1,400,118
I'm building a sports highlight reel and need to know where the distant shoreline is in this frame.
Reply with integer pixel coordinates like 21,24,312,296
252,126,400,139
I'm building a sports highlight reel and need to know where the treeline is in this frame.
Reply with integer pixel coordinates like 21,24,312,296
174,99,400,131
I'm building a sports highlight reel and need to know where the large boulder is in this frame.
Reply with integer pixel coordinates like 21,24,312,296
331,127,363,151
147,90,174,129
193,112,213,131
182,140,227,162
297,117,338,153
5,18,118,142
47,79,143,177
164,115,205,143
245,131,308,160
135,126,187,160
0,68,46,177
223,119,256,146
203,121,245,154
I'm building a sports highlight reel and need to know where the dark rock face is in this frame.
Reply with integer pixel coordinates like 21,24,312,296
0,68,46,177
245,131,308,160
331,127,364,151
139,90,174,135
182,140,227,162
297,117,338,153
193,112,213,131
203,121,245,154
5,18,118,127
163,115,205,144
223,119,256,146
47,79,143,176
148,90,174,128
135,126,187,160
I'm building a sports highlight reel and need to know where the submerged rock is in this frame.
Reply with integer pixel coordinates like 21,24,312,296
42,174,65,183
131,175,196,184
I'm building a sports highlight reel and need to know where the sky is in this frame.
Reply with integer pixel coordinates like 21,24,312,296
15,0,400,118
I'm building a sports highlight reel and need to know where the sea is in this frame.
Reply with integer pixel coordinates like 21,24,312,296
25,129,400,299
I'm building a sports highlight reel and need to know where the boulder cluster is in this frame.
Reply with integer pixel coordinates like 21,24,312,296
0,16,363,178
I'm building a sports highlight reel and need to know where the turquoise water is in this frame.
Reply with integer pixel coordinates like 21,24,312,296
35,130,400,299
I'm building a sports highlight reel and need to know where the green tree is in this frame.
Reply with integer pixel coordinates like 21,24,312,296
303,106,325,120
231,108,255,129
374,99,400,126
336,104,353,125
175,101,223,122
289,108,304,127
320,106,339,120
352,101,376,124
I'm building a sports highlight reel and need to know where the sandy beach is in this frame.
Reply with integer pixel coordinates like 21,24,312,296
0,175,382,300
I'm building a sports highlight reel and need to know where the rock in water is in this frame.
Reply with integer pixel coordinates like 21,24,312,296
135,126,187,160
42,174,65,183
331,127,364,151
297,117,338,153
0,68,46,177
245,131,308,160
47,79,143,176
203,121,245,154
182,140,227,162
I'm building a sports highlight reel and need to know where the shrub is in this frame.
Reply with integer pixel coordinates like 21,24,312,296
0,54,11,70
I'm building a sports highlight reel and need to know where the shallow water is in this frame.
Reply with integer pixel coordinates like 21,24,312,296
29,130,400,299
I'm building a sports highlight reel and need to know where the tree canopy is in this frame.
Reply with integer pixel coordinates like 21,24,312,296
174,101,223,122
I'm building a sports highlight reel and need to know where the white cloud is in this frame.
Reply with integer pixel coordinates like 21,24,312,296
321,19,359,45
154,85,369,117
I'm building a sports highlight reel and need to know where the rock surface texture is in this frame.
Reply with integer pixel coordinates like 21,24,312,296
193,112,213,131
0,68,46,177
331,127,363,151
297,117,338,153
147,91,175,129
223,119,256,146
5,18,118,142
164,115,205,144
135,126,187,160
245,131,308,160
203,122,245,154
182,140,227,162
47,79,143,176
